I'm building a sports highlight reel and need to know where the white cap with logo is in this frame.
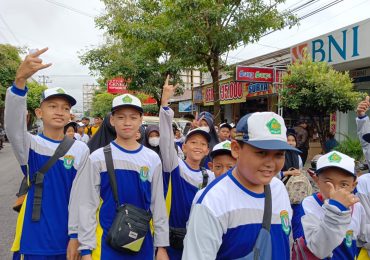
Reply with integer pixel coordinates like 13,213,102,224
316,151,355,176
210,140,232,159
235,112,300,152
111,94,143,113
41,87,76,106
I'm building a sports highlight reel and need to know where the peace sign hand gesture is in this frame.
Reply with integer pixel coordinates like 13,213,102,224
15,47,52,89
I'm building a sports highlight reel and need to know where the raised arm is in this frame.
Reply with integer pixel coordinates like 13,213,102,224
159,75,179,173
5,48,51,165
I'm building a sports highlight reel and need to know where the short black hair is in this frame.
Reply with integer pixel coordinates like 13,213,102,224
82,117,90,121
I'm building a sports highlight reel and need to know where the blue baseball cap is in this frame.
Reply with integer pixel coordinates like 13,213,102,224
235,112,300,152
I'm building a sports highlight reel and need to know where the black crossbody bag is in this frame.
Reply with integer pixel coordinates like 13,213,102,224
169,167,209,250
103,145,152,253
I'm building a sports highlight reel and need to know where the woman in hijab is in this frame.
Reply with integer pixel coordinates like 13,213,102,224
87,113,116,153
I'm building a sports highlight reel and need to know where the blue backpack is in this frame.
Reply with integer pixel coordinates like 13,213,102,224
236,185,272,260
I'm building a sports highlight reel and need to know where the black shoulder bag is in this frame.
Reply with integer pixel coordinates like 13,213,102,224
169,166,209,250
103,144,152,254
31,136,75,221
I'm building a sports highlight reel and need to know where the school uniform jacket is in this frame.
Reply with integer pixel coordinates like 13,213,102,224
183,174,293,260
5,85,90,255
73,142,169,259
296,193,367,259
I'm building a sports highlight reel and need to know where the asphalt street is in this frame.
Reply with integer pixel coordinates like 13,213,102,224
0,143,23,259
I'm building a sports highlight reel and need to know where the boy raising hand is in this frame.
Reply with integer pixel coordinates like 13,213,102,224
5,48,90,260
160,76,215,259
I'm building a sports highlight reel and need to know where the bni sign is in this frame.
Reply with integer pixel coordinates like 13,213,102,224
236,66,274,83
291,18,370,65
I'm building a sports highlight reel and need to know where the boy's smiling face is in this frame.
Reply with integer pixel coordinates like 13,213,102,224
231,141,285,187
36,97,71,129
183,134,209,162
313,168,357,200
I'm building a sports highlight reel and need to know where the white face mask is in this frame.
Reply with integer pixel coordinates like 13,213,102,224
198,126,210,133
148,137,160,147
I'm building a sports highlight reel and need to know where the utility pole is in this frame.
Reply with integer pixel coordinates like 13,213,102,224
38,75,52,86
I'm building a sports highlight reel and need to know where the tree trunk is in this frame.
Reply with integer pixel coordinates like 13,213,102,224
310,115,326,152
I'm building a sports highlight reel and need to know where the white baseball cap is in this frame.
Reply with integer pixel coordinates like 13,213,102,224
41,87,76,106
77,122,85,127
235,112,300,152
185,128,211,143
210,140,232,159
316,151,355,176
111,94,143,113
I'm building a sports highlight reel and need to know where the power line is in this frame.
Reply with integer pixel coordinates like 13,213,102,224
0,13,21,45
44,0,95,18
226,0,346,62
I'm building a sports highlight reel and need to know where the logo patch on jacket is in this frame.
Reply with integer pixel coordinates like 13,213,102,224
280,210,291,235
345,230,353,247
139,166,149,182
63,155,75,169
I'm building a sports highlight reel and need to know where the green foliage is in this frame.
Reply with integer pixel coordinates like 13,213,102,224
25,81,47,127
92,92,115,118
280,56,364,114
143,104,159,115
27,81,47,113
81,0,296,124
280,56,365,148
334,136,364,162
0,44,22,108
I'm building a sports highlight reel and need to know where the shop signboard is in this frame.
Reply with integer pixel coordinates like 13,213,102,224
290,18,370,65
203,81,246,106
236,66,274,83
107,77,129,94
246,82,275,98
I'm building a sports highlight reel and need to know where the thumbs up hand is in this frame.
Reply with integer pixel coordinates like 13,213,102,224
326,182,359,208
357,96,370,117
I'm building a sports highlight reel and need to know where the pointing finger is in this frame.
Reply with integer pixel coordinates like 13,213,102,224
165,74,170,86
33,47,49,57
366,96,369,103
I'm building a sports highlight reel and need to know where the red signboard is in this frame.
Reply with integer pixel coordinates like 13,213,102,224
107,77,129,94
236,66,274,83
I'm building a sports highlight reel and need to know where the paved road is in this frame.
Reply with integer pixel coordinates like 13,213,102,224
0,143,23,259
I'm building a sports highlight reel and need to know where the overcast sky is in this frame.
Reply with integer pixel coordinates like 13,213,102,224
1,0,370,111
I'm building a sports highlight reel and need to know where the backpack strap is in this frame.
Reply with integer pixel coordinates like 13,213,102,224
103,144,120,209
200,167,209,189
32,136,75,221
262,184,272,231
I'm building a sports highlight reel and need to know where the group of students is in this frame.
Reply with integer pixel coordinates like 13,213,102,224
4,47,370,260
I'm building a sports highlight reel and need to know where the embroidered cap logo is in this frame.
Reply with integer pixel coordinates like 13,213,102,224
328,152,342,163
266,118,281,135
56,88,65,94
222,142,231,149
122,95,133,104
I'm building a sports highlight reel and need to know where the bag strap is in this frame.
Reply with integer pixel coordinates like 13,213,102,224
103,144,120,208
262,184,272,231
200,167,209,189
32,136,75,221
